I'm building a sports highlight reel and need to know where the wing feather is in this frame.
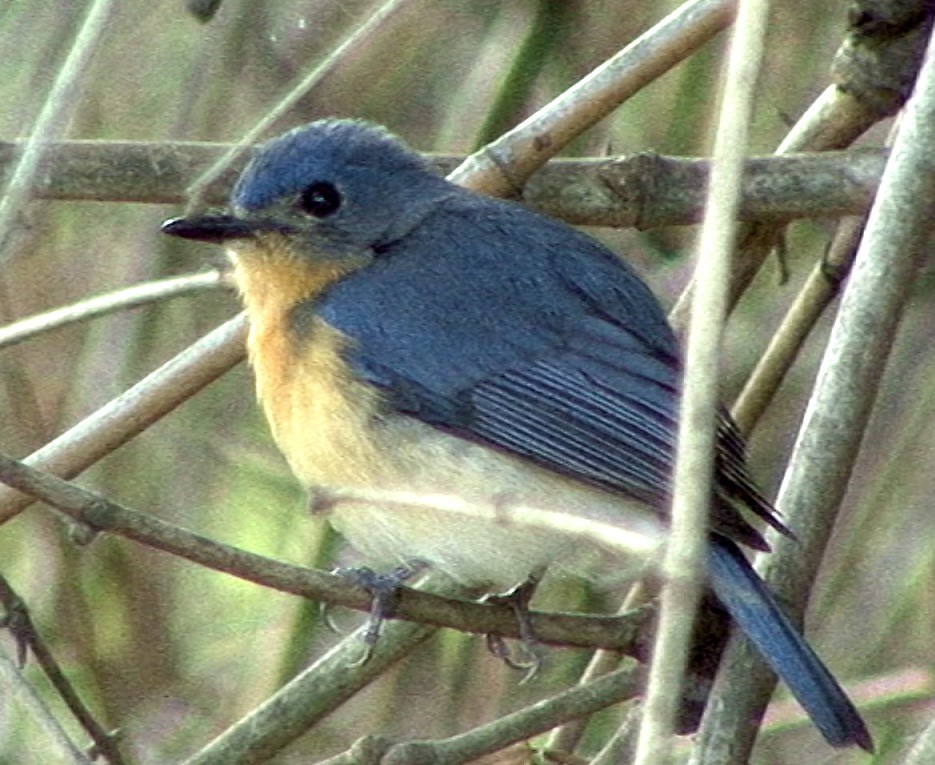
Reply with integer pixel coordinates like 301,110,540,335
313,193,781,548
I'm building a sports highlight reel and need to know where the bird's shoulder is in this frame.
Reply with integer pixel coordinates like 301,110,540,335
288,193,676,415
286,191,779,545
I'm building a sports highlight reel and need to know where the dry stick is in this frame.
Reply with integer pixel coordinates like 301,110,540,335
0,451,655,652
185,627,643,765
0,0,116,262
0,138,886,225
591,709,644,765
0,644,92,765
536,148,884,228
186,0,417,208
0,575,124,765
190,653,642,765
692,7,935,757
694,22,935,763
450,0,734,194
634,0,769,762
729,80,897,434
378,665,644,765
0,271,224,350
0,315,247,522
730,216,864,434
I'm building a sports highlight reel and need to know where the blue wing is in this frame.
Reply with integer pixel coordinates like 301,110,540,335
308,192,869,749
313,193,776,545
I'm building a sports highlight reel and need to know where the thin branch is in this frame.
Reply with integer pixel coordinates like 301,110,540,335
696,19,935,761
0,575,124,765
186,620,641,765
0,139,885,225
0,451,654,653
450,0,735,194
379,665,644,765
0,644,92,765
0,271,225,350
0,315,248,523
730,215,863,433
0,0,116,262
635,0,769,761
529,149,884,228
590,709,642,765
186,0,417,207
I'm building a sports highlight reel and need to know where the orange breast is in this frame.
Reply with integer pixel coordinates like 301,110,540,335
224,239,666,589
228,238,383,488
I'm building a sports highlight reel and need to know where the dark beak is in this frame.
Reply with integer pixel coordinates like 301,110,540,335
161,214,295,244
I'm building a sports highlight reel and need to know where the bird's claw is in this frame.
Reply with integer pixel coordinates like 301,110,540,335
329,562,428,664
483,575,544,682
485,632,542,683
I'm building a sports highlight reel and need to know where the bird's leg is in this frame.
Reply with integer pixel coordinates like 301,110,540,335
312,486,432,658
484,572,545,682
328,561,428,665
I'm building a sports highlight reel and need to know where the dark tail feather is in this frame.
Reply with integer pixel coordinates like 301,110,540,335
707,538,873,751
673,594,731,734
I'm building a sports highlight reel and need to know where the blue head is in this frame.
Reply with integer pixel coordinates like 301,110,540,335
163,118,453,259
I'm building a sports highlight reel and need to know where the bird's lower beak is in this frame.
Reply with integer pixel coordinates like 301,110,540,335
162,214,256,243
162,214,294,244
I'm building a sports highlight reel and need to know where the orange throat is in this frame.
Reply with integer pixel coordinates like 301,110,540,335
226,241,381,486
227,240,359,322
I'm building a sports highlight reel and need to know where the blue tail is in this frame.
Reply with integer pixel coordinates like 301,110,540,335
707,538,872,750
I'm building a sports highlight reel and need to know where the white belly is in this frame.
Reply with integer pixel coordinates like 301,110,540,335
318,415,668,591
246,312,667,590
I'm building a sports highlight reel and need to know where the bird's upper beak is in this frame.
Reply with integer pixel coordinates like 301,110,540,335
161,214,295,244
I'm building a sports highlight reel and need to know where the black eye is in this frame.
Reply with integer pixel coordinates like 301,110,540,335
299,181,342,217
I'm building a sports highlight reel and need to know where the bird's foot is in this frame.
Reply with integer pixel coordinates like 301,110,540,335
327,561,428,665
483,574,544,682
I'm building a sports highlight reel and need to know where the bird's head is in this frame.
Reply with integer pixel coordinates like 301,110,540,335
162,118,451,264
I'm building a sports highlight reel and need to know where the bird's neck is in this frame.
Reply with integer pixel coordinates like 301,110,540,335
225,244,382,489
226,245,367,442
227,246,356,325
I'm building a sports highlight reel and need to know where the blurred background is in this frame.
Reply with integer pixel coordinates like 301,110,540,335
0,0,931,762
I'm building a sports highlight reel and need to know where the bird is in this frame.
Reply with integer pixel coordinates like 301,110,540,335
162,118,872,750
